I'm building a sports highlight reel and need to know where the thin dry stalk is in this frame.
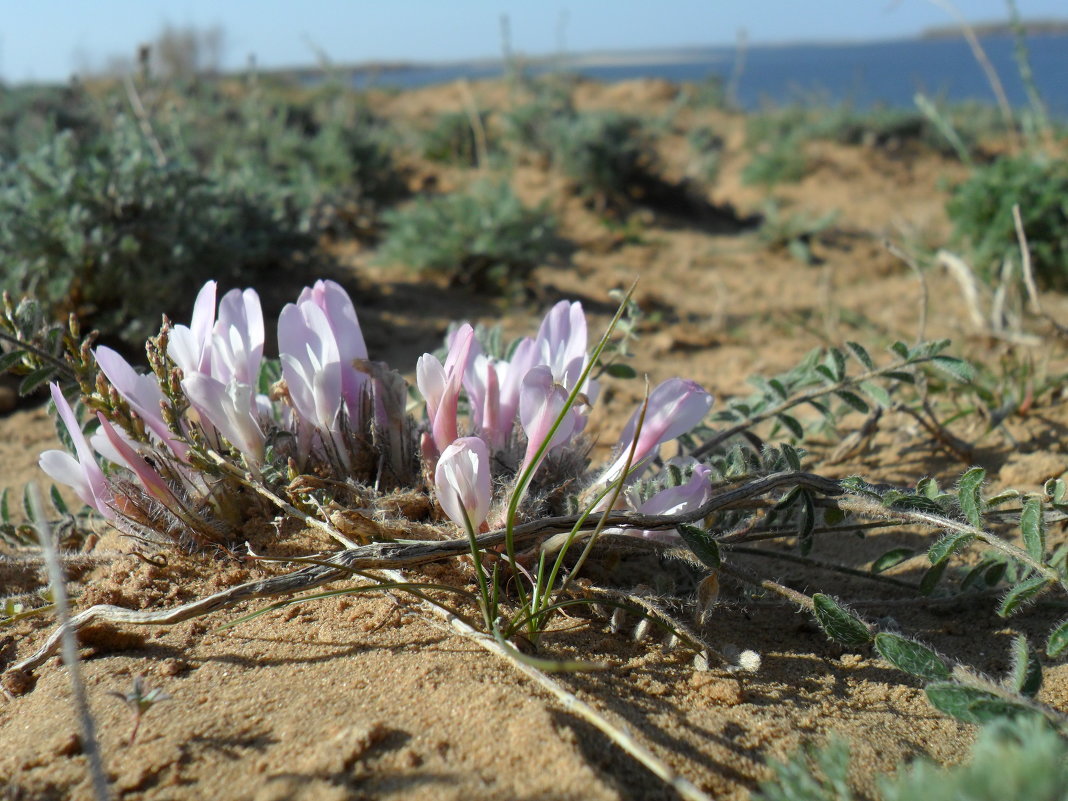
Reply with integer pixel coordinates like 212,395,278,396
31,484,112,801
378,566,716,801
924,0,1020,152
122,74,167,167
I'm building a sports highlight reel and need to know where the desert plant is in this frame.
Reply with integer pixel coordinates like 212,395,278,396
756,200,839,265
377,181,558,290
946,153,1068,289
758,716,1068,801
0,116,311,344
544,111,659,209
418,110,492,166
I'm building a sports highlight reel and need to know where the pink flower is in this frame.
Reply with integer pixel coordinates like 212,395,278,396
533,301,598,402
434,437,491,532
38,384,113,518
518,365,578,478
626,463,713,542
91,414,178,511
210,288,264,386
417,324,474,460
94,346,187,460
182,374,266,467
600,378,713,485
278,300,345,461
168,280,217,377
295,280,368,416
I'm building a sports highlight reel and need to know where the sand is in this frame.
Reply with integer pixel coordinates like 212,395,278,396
2,78,1067,800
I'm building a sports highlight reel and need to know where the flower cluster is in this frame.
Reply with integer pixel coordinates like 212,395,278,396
39,279,714,545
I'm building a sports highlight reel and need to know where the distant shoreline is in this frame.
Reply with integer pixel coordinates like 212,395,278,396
274,24,1068,83
920,19,1068,39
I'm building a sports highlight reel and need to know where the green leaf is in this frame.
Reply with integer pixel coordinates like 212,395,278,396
768,378,789,400
845,341,874,370
871,548,915,573
1009,634,1043,698
834,390,869,414
779,443,802,471
874,632,950,680
858,380,892,409
677,524,721,570
604,363,637,379
928,531,975,564
828,348,847,382
814,364,837,384
18,365,56,396
824,506,845,526
890,341,910,360
986,489,1020,507
999,576,1051,618
984,561,1007,587
1020,497,1046,563
886,493,945,514
957,467,986,529
919,560,948,595
776,413,804,439
925,682,1033,724
882,370,916,383
930,355,975,383
0,487,9,524
49,485,69,516
22,485,36,523
812,594,872,647
1046,619,1068,658
1045,478,1067,506
0,350,26,373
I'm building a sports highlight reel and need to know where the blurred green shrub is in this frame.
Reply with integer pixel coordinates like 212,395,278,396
544,111,659,208
743,137,811,186
178,87,406,235
687,126,724,183
0,116,310,343
419,111,492,166
756,716,1068,801
378,181,557,291
947,153,1068,289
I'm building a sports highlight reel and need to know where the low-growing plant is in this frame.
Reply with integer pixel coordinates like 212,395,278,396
5,281,1068,798
686,126,724,183
756,200,839,265
758,716,1068,801
544,111,660,209
0,117,311,344
742,135,811,186
946,153,1068,289
377,181,558,290
418,110,492,167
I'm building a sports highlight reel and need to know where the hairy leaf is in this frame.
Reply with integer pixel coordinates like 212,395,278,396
875,632,950,680
1009,634,1043,698
928,531,976,565
1020,496,1046,563
812,593,872,647
1046,619,1068,659
930,355,975,382
957,467,986,529
925,682,1034,725
677,524,721,569
999,576,1051,618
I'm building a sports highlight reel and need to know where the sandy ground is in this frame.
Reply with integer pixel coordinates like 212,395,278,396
2,79,1068,800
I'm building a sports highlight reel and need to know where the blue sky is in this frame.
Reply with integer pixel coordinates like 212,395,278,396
3,1,1065,83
